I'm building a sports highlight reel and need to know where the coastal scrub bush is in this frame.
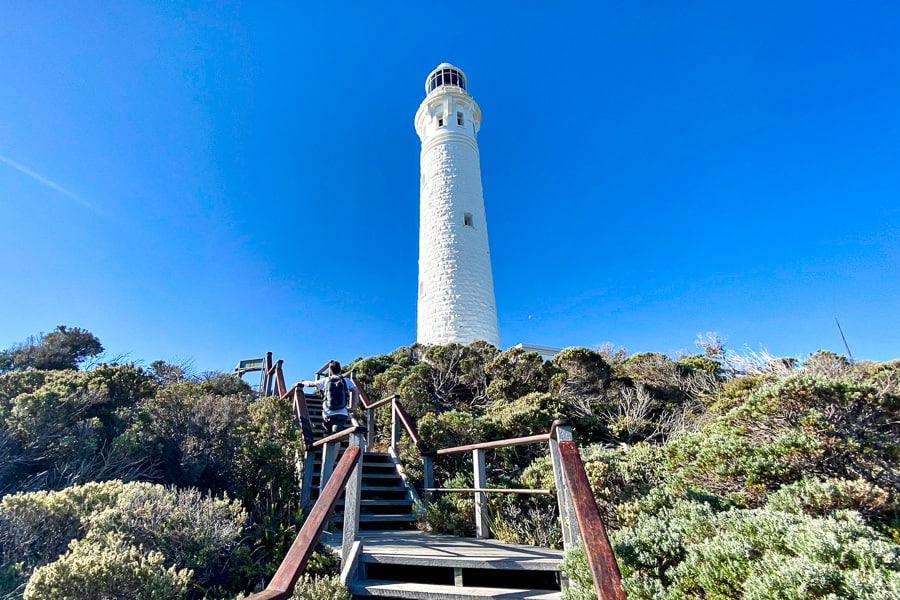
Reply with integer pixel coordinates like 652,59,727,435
23,531,192,600
612,500,900,599
560,545,595,600
0,480,247,598
289,573,349,600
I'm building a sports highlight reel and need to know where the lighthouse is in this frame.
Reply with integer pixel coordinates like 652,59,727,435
415,63,500,348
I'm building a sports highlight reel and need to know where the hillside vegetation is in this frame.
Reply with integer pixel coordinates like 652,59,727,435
0,328,898,598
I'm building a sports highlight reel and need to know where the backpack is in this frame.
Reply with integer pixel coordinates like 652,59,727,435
323,375,347,411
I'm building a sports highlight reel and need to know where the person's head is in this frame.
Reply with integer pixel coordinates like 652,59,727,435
328,360,342,375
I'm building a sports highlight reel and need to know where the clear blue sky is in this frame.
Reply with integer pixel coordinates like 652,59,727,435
1,1,898,377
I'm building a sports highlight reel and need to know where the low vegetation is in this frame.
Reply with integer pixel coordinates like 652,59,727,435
1,327,898,598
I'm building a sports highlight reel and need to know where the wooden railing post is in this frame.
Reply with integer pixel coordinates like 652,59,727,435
341,428,367,566
422,452,435,495
292,388,315,449
473,448,489,539
320,437,339,491
262,352,273,397
391,396,401,454
301,447,316,508
274,360,286,397
550,420,580,550
366,407,375,449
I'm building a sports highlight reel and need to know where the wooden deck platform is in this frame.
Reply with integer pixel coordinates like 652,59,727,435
322,530,564,570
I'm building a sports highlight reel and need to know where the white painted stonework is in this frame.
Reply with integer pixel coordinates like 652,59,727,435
415,64,500,348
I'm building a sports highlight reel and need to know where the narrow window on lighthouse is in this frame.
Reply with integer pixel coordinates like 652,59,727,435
464,212,474,228
457,112,464,126
437,114,444,127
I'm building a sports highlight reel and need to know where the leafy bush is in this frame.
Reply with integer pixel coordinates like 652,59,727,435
484,392,562,439
24,531,191,600
0,480,247,598
0,365,156,495
560,545,596,600
290,573,349,600
89,483,246,588
420,474,476,536
133,381,250,491
551,347,611,417
485,346,553,404
0,480,127,585
612,500,900,599
1,326,103,373
767,477,894,523
488,495,561,548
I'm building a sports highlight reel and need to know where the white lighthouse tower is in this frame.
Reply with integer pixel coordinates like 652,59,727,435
415,63,500,348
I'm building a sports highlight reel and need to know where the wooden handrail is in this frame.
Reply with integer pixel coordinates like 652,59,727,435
426,487,552,495
364,394,395,411
393,399,420,446
312,425,359,448
274,360,287,397
285,385,314,448
347,372,373,409
247,446,362,600
558,441,626,600
434,433,551,455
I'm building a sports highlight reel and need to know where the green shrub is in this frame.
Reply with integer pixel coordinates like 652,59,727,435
560,545,597,600
421,474,476,536
290,573,349,600
612,500,900,599
676,354,722,378
24,531,192,600
418,410,485,484
711,374,772,413
88,483,246,587
551,348,611,414
0,480,127,576
134,381,250,491
0,480,247,598
488,495,561,548
485,346,553,404
767,477,894,523
484,392,562,439
304,545,341,577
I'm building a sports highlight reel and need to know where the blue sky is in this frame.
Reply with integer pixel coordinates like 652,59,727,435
1,1,898,378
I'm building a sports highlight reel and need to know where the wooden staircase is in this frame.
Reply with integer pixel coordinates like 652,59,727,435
305,393,564,599
239,355,625,600
305,395,418,530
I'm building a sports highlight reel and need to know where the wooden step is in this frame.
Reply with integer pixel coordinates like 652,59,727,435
349,579,561,600
362,553,562,572
336,499,414,507
360,484,410,492
310,480,406,491
336,513,417,523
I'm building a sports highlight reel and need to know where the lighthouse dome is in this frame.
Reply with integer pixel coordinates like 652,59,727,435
425,63,467,94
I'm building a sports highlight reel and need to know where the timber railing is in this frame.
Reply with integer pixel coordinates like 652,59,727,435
256,352,288,399
423,419,627,600
247,426,367,600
